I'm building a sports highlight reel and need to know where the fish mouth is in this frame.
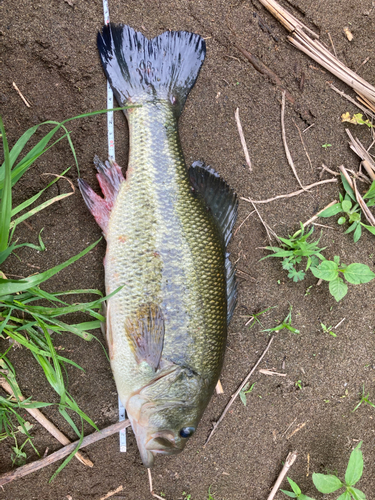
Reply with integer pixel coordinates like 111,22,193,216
146,432,183,456
128,415,182,467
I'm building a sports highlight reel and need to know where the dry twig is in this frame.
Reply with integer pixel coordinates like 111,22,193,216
0,420,130,487
345,129,375,180
100,486,124,500
0,377,93,467
204,336,274,447
241,178,337,205
267,450,298,500
258,0,375,112
287,421,307,440
259,369,286,377
235,108,252,171
233,210,255,236
148,468,166,500
293,119,313,170
302,200,339,227
12,82,31,108
281,92,305,190
329,84,375,120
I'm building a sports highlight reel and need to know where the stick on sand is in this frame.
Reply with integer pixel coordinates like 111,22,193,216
0,420,130,487
204,336,274,447
267,450,298,500
0,377,93,468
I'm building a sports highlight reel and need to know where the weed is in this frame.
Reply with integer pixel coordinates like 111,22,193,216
353,385,375,412
263,304,300,334
322,143,332,149
0,109,127,476
244,306,275,329
281,442,367,500
262,223,375,301
312,441,366,499
295,380,303,390
320,323,336,337
239,382,256,406
319,173,375,242
342,112,374,128
281,477,315,499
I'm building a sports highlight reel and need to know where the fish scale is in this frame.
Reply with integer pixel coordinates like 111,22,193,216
106,102,227,395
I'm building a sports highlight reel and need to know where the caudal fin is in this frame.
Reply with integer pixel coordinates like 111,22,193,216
97,24,206,116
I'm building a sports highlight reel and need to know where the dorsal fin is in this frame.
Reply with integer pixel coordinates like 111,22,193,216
189,161,238,247
125,303,165,372
188,161,238,324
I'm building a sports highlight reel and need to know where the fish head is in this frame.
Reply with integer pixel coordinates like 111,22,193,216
126,365,209,467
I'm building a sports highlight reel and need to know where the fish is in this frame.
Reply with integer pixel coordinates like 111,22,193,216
78,23,238,468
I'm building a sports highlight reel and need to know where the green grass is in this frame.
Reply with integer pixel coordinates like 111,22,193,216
0,108,128,476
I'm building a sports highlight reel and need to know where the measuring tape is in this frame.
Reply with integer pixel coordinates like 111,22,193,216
102,0,126,453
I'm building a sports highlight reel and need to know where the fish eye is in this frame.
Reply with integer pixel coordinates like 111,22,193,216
179,427,195,438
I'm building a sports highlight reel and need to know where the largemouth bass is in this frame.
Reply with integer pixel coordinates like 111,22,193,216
79,23,238,467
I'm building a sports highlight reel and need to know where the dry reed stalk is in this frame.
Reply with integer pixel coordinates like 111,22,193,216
258,0,375,112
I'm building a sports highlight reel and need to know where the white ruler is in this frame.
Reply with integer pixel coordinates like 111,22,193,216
102,0,126,452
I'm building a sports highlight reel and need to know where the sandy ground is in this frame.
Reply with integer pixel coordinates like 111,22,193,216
1,0,375,499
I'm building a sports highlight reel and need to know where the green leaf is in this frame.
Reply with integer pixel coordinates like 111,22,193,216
363,179,375,199
341,173,356,201
329,277,348,302
349,212,361,223
239,390,247,406
312,473,343,493
353,223,362,242
280,490,297,498
341,199,352,212
345,441,363,486
310,260,339,281
342,263,375,284
0,116,11,253
349,487,367,500
361,223,375,236
287,268,305,282
345,222,358,234
299,495,316,500
333,255,340,265
287,478,301,496
319,203,343,217
336,492,351,500
0,239,100,296
338,216,347,225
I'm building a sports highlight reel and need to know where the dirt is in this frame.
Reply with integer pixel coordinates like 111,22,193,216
1,0,375,499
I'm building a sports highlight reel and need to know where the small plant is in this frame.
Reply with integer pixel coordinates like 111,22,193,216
319,173,375,242
353,385,375,412
261,223,326,283
281,477,315,499
182,493,192,500
239,382,256,406
244,306,275,328
262,223,375,301
311,255,375,302
342,112,374,128
312,441,366,500
295,380,303,390
320,323,336,337
322,142,332,149
263,304,300,334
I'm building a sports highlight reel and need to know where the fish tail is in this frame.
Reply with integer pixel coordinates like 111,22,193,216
97,24,206,116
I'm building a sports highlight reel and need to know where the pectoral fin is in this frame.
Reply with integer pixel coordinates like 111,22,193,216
125,303,165,371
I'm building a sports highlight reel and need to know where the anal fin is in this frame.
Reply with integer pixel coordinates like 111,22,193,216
125,303,165,372
78,155,125,235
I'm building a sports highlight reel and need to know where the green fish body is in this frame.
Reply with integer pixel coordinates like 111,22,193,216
79,24,238,467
